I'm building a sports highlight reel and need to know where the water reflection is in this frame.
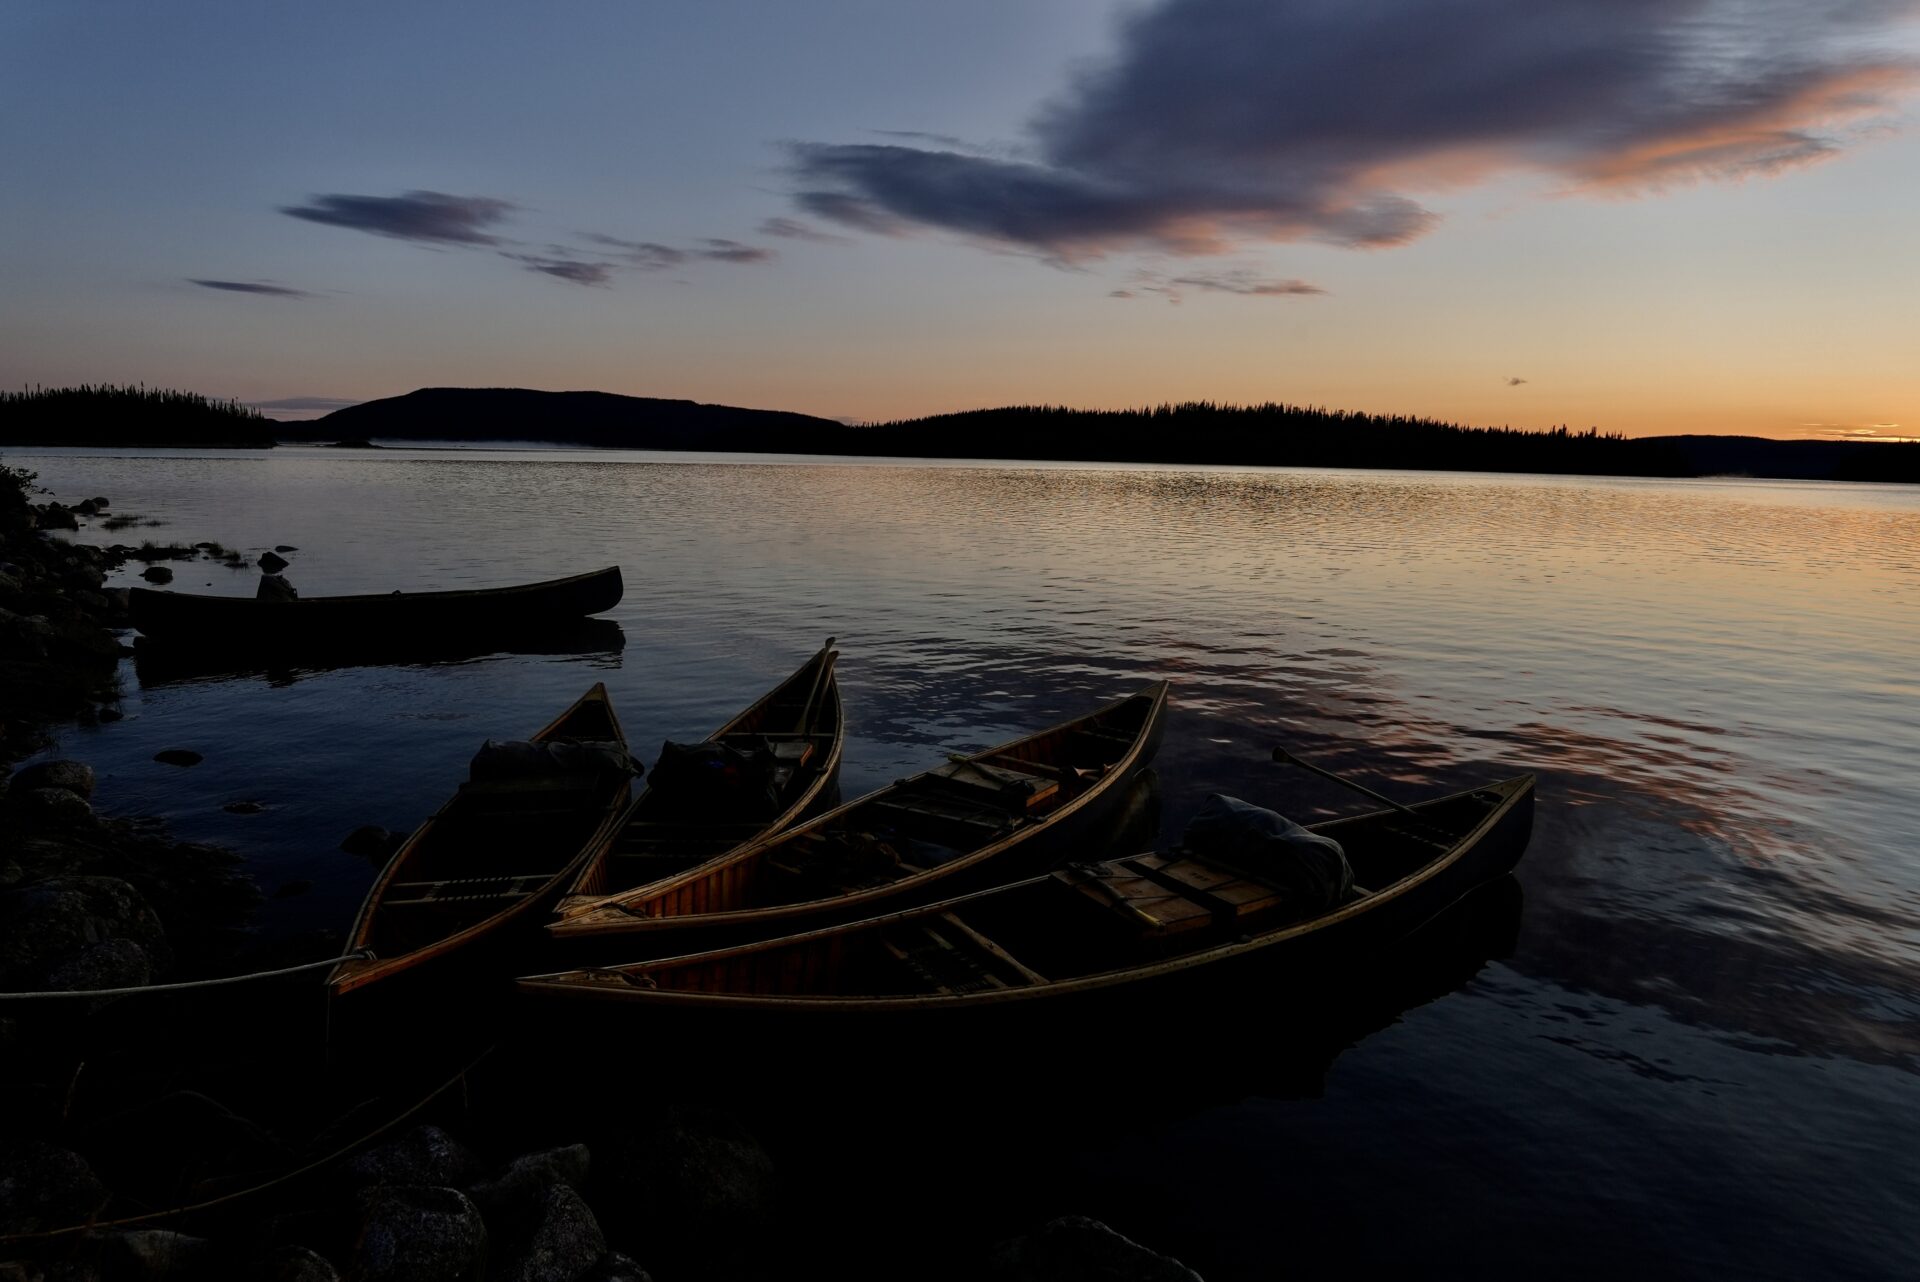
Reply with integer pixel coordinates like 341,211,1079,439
131,617,626,688
13,448,1920,1279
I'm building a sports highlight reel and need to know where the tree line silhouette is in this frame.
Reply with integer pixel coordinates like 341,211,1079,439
0,384,273,447
854,401,1695,476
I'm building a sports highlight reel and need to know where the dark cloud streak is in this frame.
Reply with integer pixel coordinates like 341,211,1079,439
501,253,615,287
189,278,312,298
697,238,775,263
281,190,514,245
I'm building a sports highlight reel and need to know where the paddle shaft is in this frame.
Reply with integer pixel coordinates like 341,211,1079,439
1271,745,1424,819
796,638,837,738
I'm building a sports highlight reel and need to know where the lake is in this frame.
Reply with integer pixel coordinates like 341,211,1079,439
14,445,1920,1278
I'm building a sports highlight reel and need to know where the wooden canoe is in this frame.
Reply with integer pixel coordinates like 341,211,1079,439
547,681,1171,946
555,640,845,918
329,683,633,997
518,772,1533,1013
128,565,622,644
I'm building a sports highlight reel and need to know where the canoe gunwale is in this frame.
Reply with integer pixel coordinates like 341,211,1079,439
328,682,630,997
516,773,1535,1010
546,680,1171,941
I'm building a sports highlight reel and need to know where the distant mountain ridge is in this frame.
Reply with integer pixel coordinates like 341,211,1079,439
280,387,844,449
283,387,1920,484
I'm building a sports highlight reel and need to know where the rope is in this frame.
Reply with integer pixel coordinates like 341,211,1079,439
0,1042,497,1244
0,949,373,1003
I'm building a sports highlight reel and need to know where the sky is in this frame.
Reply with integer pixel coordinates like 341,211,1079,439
3,0,1918,438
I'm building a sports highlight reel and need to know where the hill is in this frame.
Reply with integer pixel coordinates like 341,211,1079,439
284,387,845,449
290,388,1920,483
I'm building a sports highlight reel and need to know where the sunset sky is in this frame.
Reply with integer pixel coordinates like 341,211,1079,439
4,1,1918,438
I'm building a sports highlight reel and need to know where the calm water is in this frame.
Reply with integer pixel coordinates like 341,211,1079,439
15,446,1920,1278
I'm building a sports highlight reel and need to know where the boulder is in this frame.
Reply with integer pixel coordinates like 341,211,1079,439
467,1144,591,1221
580,1254,652,1282
152,750,202,768
36,504,79,531
73,499,100,516
15,787,95,830
988,1217,1206,1282
11,760,96,798
257,1245,339,1282
0,1143,110,1235
90,497,111,509
0,876,171,990
347,1186,487,1282
94,1228,214,1279
492,1182,606,1282
44,937,150,992
338,1126,479,1192
139,566,173,584
339,826,399,859
256,552,289,574
274,545,297,553
595,1107,774,1275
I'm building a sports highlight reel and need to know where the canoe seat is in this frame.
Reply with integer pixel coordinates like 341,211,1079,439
1058,854,1286,940
867,794,1015,850
880,913,1046,995
386,873,550,907
923,759,1060,812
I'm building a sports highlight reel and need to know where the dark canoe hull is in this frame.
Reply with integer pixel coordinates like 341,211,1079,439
547,681,1171,953
556,641,847,916
518,774,1534,1030
328,683,631,999
128,565,623,644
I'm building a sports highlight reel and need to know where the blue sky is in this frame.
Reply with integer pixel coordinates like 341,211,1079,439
4,1,1918,436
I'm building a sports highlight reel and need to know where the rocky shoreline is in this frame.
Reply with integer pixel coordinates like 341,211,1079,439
0,464,1208,1281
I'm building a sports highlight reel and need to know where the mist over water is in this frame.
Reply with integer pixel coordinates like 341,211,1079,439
19,446,1920,1279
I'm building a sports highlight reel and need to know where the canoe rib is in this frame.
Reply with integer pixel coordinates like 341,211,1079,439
517,773,1536,1011
555,641,845,917
547,681,1171,944
328,682,632,997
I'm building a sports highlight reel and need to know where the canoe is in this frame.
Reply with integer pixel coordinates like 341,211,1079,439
329,683,633,997
518,772,1533,1013
547,681,1171,946
128,565,622,644
555,640,845,918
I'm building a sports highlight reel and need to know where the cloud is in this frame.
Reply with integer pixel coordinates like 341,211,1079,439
501,253,615,287
788,0,1920,259
579,234,687,269
1111,266,1321,302
281,190,514,245
1507,376,1530,386
1167,271,1325,297
1804,421,1918,440
576,233,776,269
188,278,312,298
758,216,851,244
696,238,775,264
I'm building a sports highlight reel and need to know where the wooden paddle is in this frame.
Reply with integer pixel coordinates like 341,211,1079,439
795,636,838,738
1270,744,1424,819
